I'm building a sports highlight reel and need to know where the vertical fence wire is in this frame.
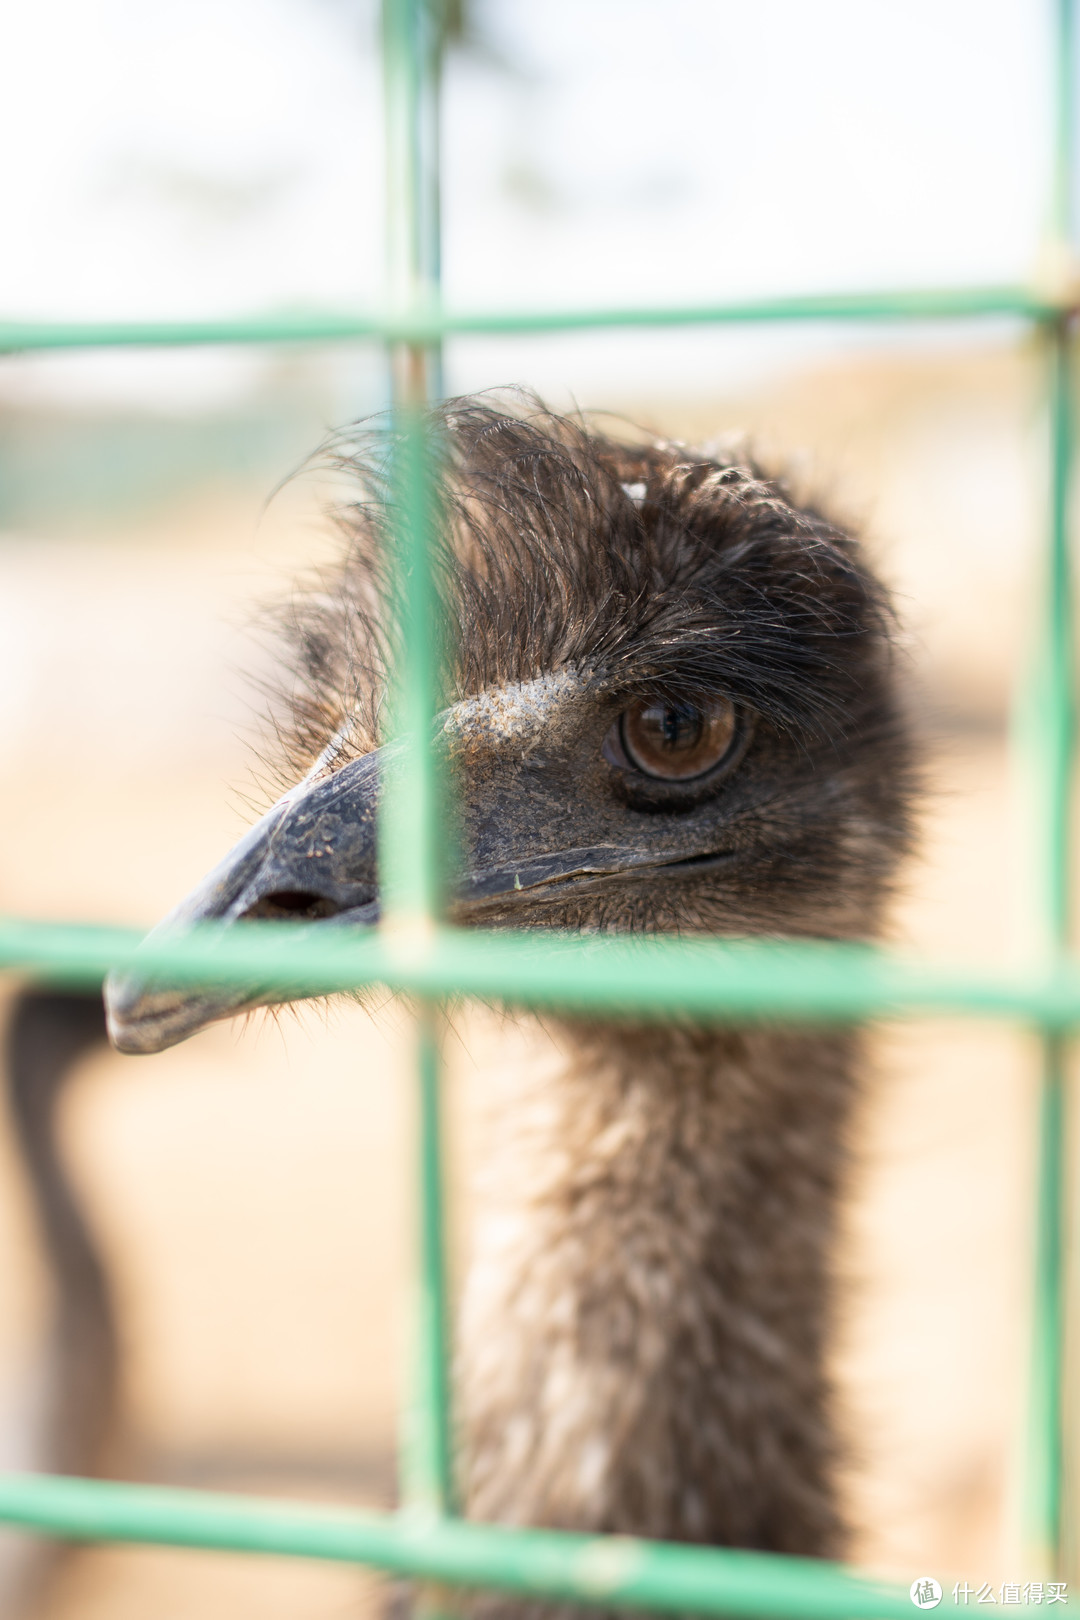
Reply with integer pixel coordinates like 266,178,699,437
1024,0,1076,1575
380,0,455,1535
1026,336,1072,1570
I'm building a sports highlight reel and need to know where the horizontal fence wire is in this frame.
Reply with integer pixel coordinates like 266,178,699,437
0,1475,911,1620
0,284,1063,354
8,919,1080,1026
0,0,1075,1609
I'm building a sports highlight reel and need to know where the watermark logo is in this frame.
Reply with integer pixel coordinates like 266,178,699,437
911,1580,1069,1607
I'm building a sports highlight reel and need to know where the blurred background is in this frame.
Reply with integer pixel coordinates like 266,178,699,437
0,0,1070,1613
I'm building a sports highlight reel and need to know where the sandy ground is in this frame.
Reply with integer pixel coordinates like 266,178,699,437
0,345,1071,1614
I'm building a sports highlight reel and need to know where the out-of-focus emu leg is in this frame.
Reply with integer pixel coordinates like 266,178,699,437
1,989,116,1613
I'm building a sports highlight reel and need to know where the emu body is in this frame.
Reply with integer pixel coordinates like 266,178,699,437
104,401,914,1565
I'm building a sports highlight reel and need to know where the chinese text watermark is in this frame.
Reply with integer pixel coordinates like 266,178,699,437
911,1580,1068,1608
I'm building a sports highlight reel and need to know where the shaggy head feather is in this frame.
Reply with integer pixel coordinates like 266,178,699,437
270,396,914,942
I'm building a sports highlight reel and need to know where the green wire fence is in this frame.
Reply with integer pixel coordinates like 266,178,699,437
0,0,1075,1613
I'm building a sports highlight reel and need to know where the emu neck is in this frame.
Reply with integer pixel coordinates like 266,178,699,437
458,1021,855,1560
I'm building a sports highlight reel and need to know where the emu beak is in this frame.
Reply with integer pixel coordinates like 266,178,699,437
106,734,734,1056
105,750,383,1055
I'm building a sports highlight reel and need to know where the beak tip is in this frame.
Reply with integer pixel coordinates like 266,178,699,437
103,973,197,1056
102,977,152,1055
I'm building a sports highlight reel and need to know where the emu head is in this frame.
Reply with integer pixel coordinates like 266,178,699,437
106,401,913,1055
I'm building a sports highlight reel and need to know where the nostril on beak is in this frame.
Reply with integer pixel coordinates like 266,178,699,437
242,889,344,922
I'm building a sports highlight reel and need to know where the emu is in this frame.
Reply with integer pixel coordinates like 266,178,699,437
98,399,913,1565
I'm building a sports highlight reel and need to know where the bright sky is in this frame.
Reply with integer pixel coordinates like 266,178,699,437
0,0,1060,405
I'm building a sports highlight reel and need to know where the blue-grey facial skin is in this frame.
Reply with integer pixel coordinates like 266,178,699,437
104,673,757,1056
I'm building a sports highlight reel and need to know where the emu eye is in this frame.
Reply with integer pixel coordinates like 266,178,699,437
618,696,738,781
